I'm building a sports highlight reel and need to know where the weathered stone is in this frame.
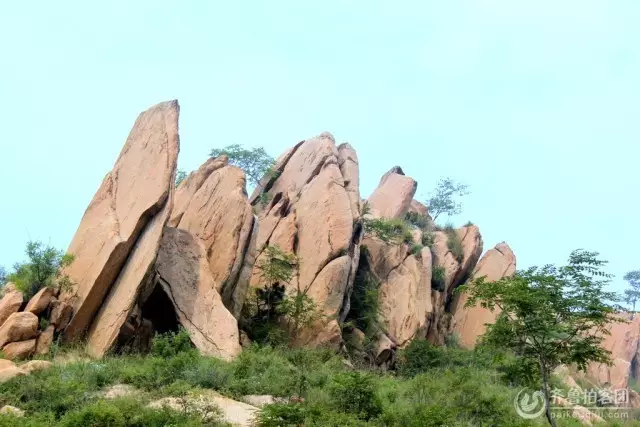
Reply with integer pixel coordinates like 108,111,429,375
50,299,73,331
408,199,429,217
2,339,36,360
36,325,55,355
450,225,483,291
248,133,361,346
62,100,180,341
171,164,256,318
450,242,516,349
0,359,15,370
0,312,38,347
155,227,241,360
367,167,417,219
0,286,23,327
0,405,24,417
24,287,53,315
374,333,396,366
85,184,175,358
20,360,53,374
0,366,26,383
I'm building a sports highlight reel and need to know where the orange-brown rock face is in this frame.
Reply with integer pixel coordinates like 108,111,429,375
249,134,362,347
154,227,241,360
367,167,417,219
170,159,257,319
449,242,516,349
0,285,23,327
62,100,180,342
587,313,640,390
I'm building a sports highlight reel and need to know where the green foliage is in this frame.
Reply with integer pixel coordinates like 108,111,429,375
345,253,381,339
409,244,423,257
175,169,188,187
431,266,446,292
328,372,382,420
624,270,640,311
7,241,75,299
256,402,306,427
210,144,275,186
259,192,272,208
464,220,474,226
444,225,464,263
460,249,622,426
363,217,413,245
404,212,430,230
0,266,6,287
426,177,470,221
150,328,194,358
421,231,435,248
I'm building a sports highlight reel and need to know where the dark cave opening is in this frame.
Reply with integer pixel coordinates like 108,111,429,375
141,284,180,335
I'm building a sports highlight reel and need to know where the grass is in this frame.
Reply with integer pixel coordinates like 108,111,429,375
432,265,446,291
1,332,637,426
444,225,464,263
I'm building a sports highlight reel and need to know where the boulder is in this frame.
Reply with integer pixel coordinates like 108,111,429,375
248,133,362,347
21,360,53,374
154,227,241,360
0,359,15,370
0,286,23,327
408,199,429,217
2,339,36,360
36,325,55,355
0,366,26,383
449,242,516,349
49,299,73,331
61,100,180,342
0,405,24,417
367,167,417,219
0,312,38,347
170,162,257,318
24,287,53,315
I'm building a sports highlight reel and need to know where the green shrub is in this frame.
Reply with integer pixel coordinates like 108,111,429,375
464,220,474,227
344,252,381,339
328,372,382,420
444,227,464,263
409,244,423,257
150,328,194,358
431,266,446,292
7,241,75,299
397,340,443,377
256,403,306,427
421,232,435,248
58,401,125,427
404,212,430,230
363,217,413,245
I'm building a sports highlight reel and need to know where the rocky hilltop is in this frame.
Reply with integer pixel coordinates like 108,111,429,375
1,100,637,392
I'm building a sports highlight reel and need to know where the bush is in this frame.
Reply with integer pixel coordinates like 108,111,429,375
256,402,306,427
404,212,430,230
58,401,125,427
328,372,382,420
444,227,464,263
150,328,194,358
7,241,75,299
409,244,423,257
421,232,435,248
363,218,413,245
431,266,446,292
397,340,444,377
344,252,381,339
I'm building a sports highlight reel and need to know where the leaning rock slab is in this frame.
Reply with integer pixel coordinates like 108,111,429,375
62,100,180,342
367,167,417,219
0,312,38,347
49,299,73,331
155,227,241,360
36,325,55,355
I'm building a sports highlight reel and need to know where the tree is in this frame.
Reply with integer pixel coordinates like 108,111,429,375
7,241,75,299
0,266,6,287
175,169,187,187
459,250,622,427
426,177,469,221
210,144,275,187
624,270,640,312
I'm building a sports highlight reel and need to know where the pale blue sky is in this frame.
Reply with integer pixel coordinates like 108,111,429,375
1,1,638,294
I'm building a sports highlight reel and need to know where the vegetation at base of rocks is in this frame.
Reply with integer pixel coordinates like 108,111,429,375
5,241,75,299
241,245,321,345
431,266,446,292
444,225,464,263
344,250,382,343
624,270,640,312
425,177,470,221
209,144,276,187
421,231,435,248
175,169,188,187
459,249,623,427
363,217,413,245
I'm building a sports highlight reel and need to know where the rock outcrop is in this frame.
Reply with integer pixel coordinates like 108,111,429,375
170,157,257,318
61,100,180,344
0,286,23,326
248,134,362,347
367,167,416,219
0,312,38,348
449,242,516,349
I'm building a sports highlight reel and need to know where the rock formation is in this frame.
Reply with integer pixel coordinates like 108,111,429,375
248,133,362,348
449,242,516,349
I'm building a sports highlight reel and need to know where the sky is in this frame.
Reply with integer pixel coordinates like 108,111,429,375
0,1,638,294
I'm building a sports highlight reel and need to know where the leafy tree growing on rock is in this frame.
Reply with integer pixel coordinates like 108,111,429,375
175,169,187,187
623,270,640,312
0,266,6,287
460,249,622,427
210,144,275,187
7,241,75,299
426,177,469,221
